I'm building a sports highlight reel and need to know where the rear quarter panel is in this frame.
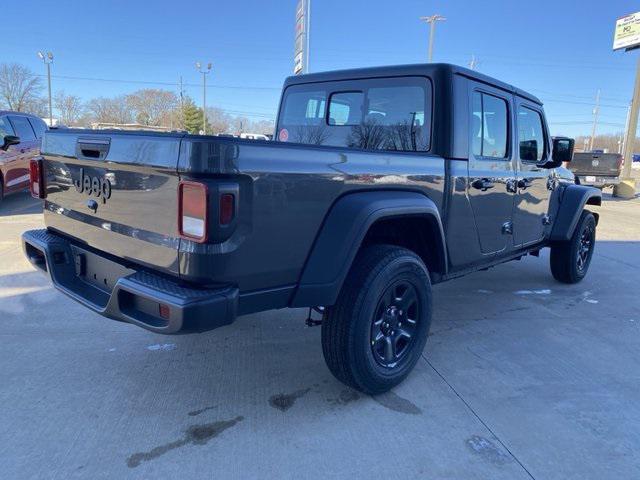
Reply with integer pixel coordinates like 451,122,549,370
178,138,446,292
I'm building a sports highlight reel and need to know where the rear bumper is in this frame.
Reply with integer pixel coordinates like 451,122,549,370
577,175,620,186
22,229,239,334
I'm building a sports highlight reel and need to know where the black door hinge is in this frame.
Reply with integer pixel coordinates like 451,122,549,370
502,221,513,235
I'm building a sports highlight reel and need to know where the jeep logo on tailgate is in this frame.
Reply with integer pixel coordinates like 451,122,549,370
74,168,112,204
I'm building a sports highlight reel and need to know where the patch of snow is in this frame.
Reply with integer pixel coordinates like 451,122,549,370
514,289,551,295
146,343,177,352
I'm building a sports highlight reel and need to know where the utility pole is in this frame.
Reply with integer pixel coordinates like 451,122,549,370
306,0,311,73
614,54,640,198
195,62,212,135
37,51,54,126
589,89,600,152
178,76,184,130
420,15,446,62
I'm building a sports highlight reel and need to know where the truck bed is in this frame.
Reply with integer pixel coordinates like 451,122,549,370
40,129,448,293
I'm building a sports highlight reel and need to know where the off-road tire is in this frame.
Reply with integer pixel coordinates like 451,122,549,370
321,245,432,395
550,210,596,284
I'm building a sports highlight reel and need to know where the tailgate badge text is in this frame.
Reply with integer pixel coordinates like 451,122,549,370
74,168,112,204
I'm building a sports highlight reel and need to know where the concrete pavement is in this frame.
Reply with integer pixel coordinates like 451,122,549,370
0,191,639,479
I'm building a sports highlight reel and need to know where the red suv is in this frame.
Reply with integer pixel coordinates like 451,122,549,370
0,111,48,203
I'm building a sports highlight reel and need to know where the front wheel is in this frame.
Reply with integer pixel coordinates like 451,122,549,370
321,245,432,395
550,210,596,284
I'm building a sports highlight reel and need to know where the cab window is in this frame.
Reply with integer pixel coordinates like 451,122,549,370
8,115,36,142
0,116,15,138
278,76,431,152
28,117,47,139
471,92,508,158
518,106,545,162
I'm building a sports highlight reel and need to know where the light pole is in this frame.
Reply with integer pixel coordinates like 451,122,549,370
419,15,446,63
195,62,212,134
37,51,54,125
614,54,640,198
588,89,600,152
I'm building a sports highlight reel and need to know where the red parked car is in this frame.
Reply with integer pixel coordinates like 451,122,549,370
0,111,47,203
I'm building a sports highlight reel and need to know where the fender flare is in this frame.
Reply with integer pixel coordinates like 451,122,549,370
290,190,447,308
549,184,601,242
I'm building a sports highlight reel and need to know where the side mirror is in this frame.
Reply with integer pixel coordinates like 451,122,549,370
540,137,574,169
1,135,20,151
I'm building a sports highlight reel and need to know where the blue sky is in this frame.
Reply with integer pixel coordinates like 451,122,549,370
4,0,639,137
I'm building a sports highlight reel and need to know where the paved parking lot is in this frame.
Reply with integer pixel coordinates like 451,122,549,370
1,190,639,479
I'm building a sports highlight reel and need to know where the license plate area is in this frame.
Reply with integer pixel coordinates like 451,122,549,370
585,175,596,182
71,245,135,293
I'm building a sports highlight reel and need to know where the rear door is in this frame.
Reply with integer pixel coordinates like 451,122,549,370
466,85,517,256
513,101,552,246
42,131,183,275
5,114,38,192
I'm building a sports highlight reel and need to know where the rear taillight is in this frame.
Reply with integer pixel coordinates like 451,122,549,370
29,157,45,199
178,181,208,243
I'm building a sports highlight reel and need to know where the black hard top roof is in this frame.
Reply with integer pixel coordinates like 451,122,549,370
284,63,542,105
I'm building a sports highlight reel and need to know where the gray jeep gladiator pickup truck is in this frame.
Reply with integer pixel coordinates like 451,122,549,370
22,64,601,394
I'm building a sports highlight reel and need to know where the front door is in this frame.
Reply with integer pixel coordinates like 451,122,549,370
467,86,517,256
513,101,552,246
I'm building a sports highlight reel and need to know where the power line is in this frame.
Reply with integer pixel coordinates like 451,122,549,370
541,98,630,109
548,121,625,127
529,88,629,104
34,74,281,91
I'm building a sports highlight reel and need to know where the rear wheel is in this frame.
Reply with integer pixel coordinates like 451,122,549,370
550,210,596,284
321,245,432,394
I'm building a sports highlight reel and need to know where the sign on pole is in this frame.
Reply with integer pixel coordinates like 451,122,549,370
613,12,640,51
294,0,308,74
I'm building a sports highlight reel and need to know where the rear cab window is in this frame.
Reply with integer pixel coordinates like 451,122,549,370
278,76,432,152
28,117,47,139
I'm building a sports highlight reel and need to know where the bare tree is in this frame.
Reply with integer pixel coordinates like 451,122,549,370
86,96,133,125
22,97,49,118
0,63,43,112
292,125,330,145
251,119,275,135
54,91,84,126
126,89,177,127
206,107,231,134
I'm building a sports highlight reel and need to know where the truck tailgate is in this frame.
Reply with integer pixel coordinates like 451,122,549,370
41,130,184,276
569,153,622,176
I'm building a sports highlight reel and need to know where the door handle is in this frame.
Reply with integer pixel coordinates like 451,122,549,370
472,178,495,192
518,178,533,190
76,138,111,160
